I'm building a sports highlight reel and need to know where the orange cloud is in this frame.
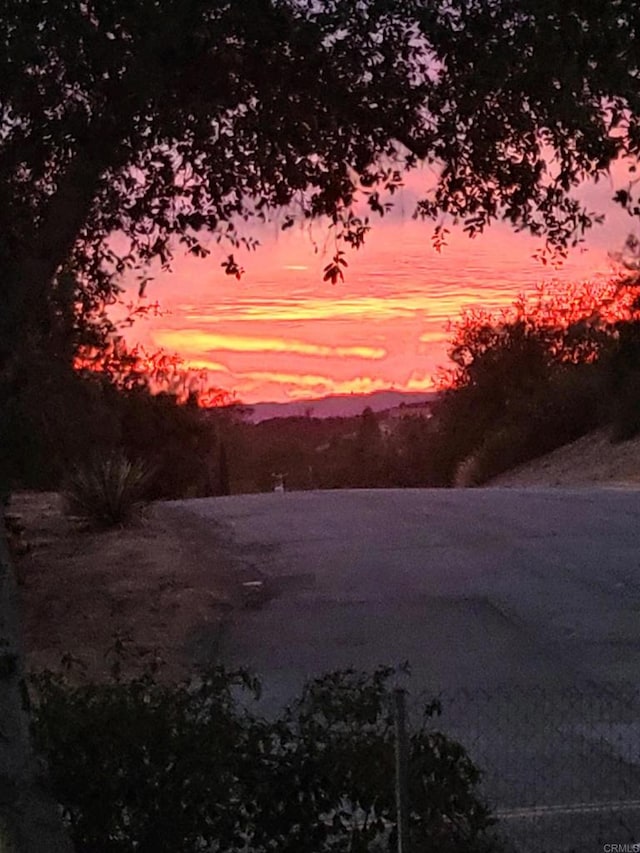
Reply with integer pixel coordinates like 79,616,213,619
405,371,437,391
153,330,386,359
120,207,619,404
174,296,432,323
418,330,447,343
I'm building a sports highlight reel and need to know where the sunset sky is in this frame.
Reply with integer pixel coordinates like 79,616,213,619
120,169,632,404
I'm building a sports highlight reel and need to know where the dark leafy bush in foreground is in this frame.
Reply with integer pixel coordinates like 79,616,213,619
31,662,504,853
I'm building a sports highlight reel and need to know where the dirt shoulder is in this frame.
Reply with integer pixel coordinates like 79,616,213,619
488,428,640,488
10,493,245,680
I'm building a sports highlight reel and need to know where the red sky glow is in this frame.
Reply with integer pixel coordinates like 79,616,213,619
119,175,631,405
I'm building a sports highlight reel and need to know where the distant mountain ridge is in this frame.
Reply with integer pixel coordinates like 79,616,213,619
230,389,438,422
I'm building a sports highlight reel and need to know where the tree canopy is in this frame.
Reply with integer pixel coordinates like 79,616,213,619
415,0,640,256
0,0,433,333
3,0,640,344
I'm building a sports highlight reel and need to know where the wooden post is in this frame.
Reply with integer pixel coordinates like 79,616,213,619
394,687,410,853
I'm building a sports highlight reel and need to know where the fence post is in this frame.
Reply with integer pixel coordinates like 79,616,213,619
394,687,410,853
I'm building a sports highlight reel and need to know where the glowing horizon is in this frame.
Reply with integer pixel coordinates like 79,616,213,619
119,194,629,404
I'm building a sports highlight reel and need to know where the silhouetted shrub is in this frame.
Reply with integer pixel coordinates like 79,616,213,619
63,450,153,527
453,424,531,487
31,661,505,853
610,374,640,443
117,389,220,499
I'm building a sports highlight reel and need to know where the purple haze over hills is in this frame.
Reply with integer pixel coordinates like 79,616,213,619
226,389,438,422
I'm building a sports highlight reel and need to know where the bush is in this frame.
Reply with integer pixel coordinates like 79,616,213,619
453,424,531,487
30,661,505,853
63,450,152,527
451,365,608,486
429,280,629,484
453,453,485,488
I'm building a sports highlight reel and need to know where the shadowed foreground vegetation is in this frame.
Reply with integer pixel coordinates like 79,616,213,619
31,660,504,853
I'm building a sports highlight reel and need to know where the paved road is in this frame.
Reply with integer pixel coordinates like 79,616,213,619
172,487,640,695
168,488,640,850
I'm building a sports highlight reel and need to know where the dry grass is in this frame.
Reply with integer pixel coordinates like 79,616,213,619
488,428,640,488
11,492,238,680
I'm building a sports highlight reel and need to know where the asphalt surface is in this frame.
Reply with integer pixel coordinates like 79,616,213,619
172,487,640,693
168,487,640,851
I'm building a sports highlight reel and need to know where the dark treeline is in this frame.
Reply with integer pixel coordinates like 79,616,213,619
1,266,236,501
222,407,436,493
4,363,236,500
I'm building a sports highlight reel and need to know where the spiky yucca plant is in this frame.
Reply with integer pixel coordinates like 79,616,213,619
63,450,153,527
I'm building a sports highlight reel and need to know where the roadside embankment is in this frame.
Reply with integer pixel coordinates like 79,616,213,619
488,428,640,488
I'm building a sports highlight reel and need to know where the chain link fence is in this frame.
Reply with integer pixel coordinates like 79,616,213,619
411,682,640,853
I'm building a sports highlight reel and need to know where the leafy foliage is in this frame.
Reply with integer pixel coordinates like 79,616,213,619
606,320,640,442
31,662,502,853
429,278,640,485
2,285,236,497
414,2,640,261
115,389,223,500
0,0,436,365
2,365,225,498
